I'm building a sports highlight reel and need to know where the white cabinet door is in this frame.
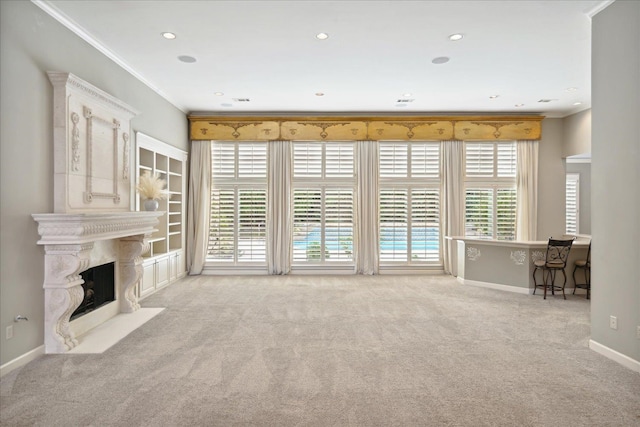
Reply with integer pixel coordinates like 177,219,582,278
155,255,170,288
140,260,156,297
170,252,178,281
177,251,186,277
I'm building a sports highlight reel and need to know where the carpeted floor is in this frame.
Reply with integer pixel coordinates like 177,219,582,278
1,274,639,426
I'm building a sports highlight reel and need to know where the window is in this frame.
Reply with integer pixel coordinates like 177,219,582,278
464,142,516,240
208,142,267,263
379,142,440,263
566,173,579,234
292,142,355,263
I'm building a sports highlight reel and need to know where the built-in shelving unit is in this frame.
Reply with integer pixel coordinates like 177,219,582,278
135,132,188,298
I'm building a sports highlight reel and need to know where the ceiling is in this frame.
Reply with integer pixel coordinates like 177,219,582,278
35,0,611,117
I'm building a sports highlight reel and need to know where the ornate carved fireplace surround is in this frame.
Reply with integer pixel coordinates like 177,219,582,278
32,72,161,353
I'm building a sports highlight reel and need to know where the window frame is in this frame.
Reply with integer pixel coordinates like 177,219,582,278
207,141,268,266
566,172,580,235
378,141,441,266
463,141,517,241
291,141,356,266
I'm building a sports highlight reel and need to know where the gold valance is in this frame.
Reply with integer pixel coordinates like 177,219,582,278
188,115,543,141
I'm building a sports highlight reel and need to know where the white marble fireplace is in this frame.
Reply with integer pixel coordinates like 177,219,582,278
32,72,160,353
32,213,161,353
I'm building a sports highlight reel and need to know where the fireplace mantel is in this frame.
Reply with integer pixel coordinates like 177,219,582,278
33,212,163,245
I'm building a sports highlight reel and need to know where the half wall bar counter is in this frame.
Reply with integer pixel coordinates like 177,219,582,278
447,236,591,295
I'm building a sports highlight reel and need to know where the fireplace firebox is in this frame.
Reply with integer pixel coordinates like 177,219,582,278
71,262,115,320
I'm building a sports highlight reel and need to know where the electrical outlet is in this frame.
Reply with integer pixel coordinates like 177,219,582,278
609,315,618,330
6,325,13,340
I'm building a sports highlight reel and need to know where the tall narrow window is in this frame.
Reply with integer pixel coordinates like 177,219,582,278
379,142,440,264
208,142,267,264
464,142,516,240
292,142,355,264
566,173,580,234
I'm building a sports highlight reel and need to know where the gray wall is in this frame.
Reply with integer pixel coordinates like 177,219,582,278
0,1,188,366
536,118,567,240
565,161,591,235
563,109,591,158
591,1,640,363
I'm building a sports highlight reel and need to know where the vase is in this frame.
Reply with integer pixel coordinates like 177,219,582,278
144,199,159,211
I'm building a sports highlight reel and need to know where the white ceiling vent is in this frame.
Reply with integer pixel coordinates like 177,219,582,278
233,98,251,102
537,99,558,103
396,99,415,103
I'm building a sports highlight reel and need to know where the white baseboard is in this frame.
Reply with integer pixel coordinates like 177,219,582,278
0,345,45,378
589,339,640,373
458,277,532,295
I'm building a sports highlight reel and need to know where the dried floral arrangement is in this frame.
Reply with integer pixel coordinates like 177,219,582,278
136,170,169,200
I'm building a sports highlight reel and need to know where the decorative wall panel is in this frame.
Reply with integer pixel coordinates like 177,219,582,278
189,115,543,141
454,119,541,140
48,72,139,213
191,120,279,140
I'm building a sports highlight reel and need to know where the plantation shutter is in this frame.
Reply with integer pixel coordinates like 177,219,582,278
208,189,236,259
379,144,408,177
292,189,323,262
410,189,440,261
496,188,517,240
465,188,494,239
497,143,517,177
325,189,354,260
379,189,409,261
237,143,267,178
325,144,354,177
465,143,494,177
411,143,440,178
566,173,579,234
211,142,235,178
238,189,267,261
293,143,322,177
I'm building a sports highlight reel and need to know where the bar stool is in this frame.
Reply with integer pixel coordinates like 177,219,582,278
533,237,575,299
573,241,591,299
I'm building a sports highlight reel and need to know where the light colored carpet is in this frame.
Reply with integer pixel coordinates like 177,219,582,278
1,274,639,426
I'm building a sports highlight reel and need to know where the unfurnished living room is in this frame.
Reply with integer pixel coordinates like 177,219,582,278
1,1,639,426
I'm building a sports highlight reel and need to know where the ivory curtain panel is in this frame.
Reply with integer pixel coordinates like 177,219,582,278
516,140,539,241
355,141,380,274
186,140,211,275
441,140,465,274
267,141,292,274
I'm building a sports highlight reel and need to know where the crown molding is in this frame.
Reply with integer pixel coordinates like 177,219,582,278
585,0,616,18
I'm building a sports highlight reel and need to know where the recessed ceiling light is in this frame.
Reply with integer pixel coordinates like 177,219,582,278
161,32,176,40
315,92,325,96
449,33,464,41
432,56,450,64
178,55,196,63
489,95,500,99
573,101,583,106
565,87,578,92
402,93,412,97
316,32,329,40
515,103,525,107
214,92,224,96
